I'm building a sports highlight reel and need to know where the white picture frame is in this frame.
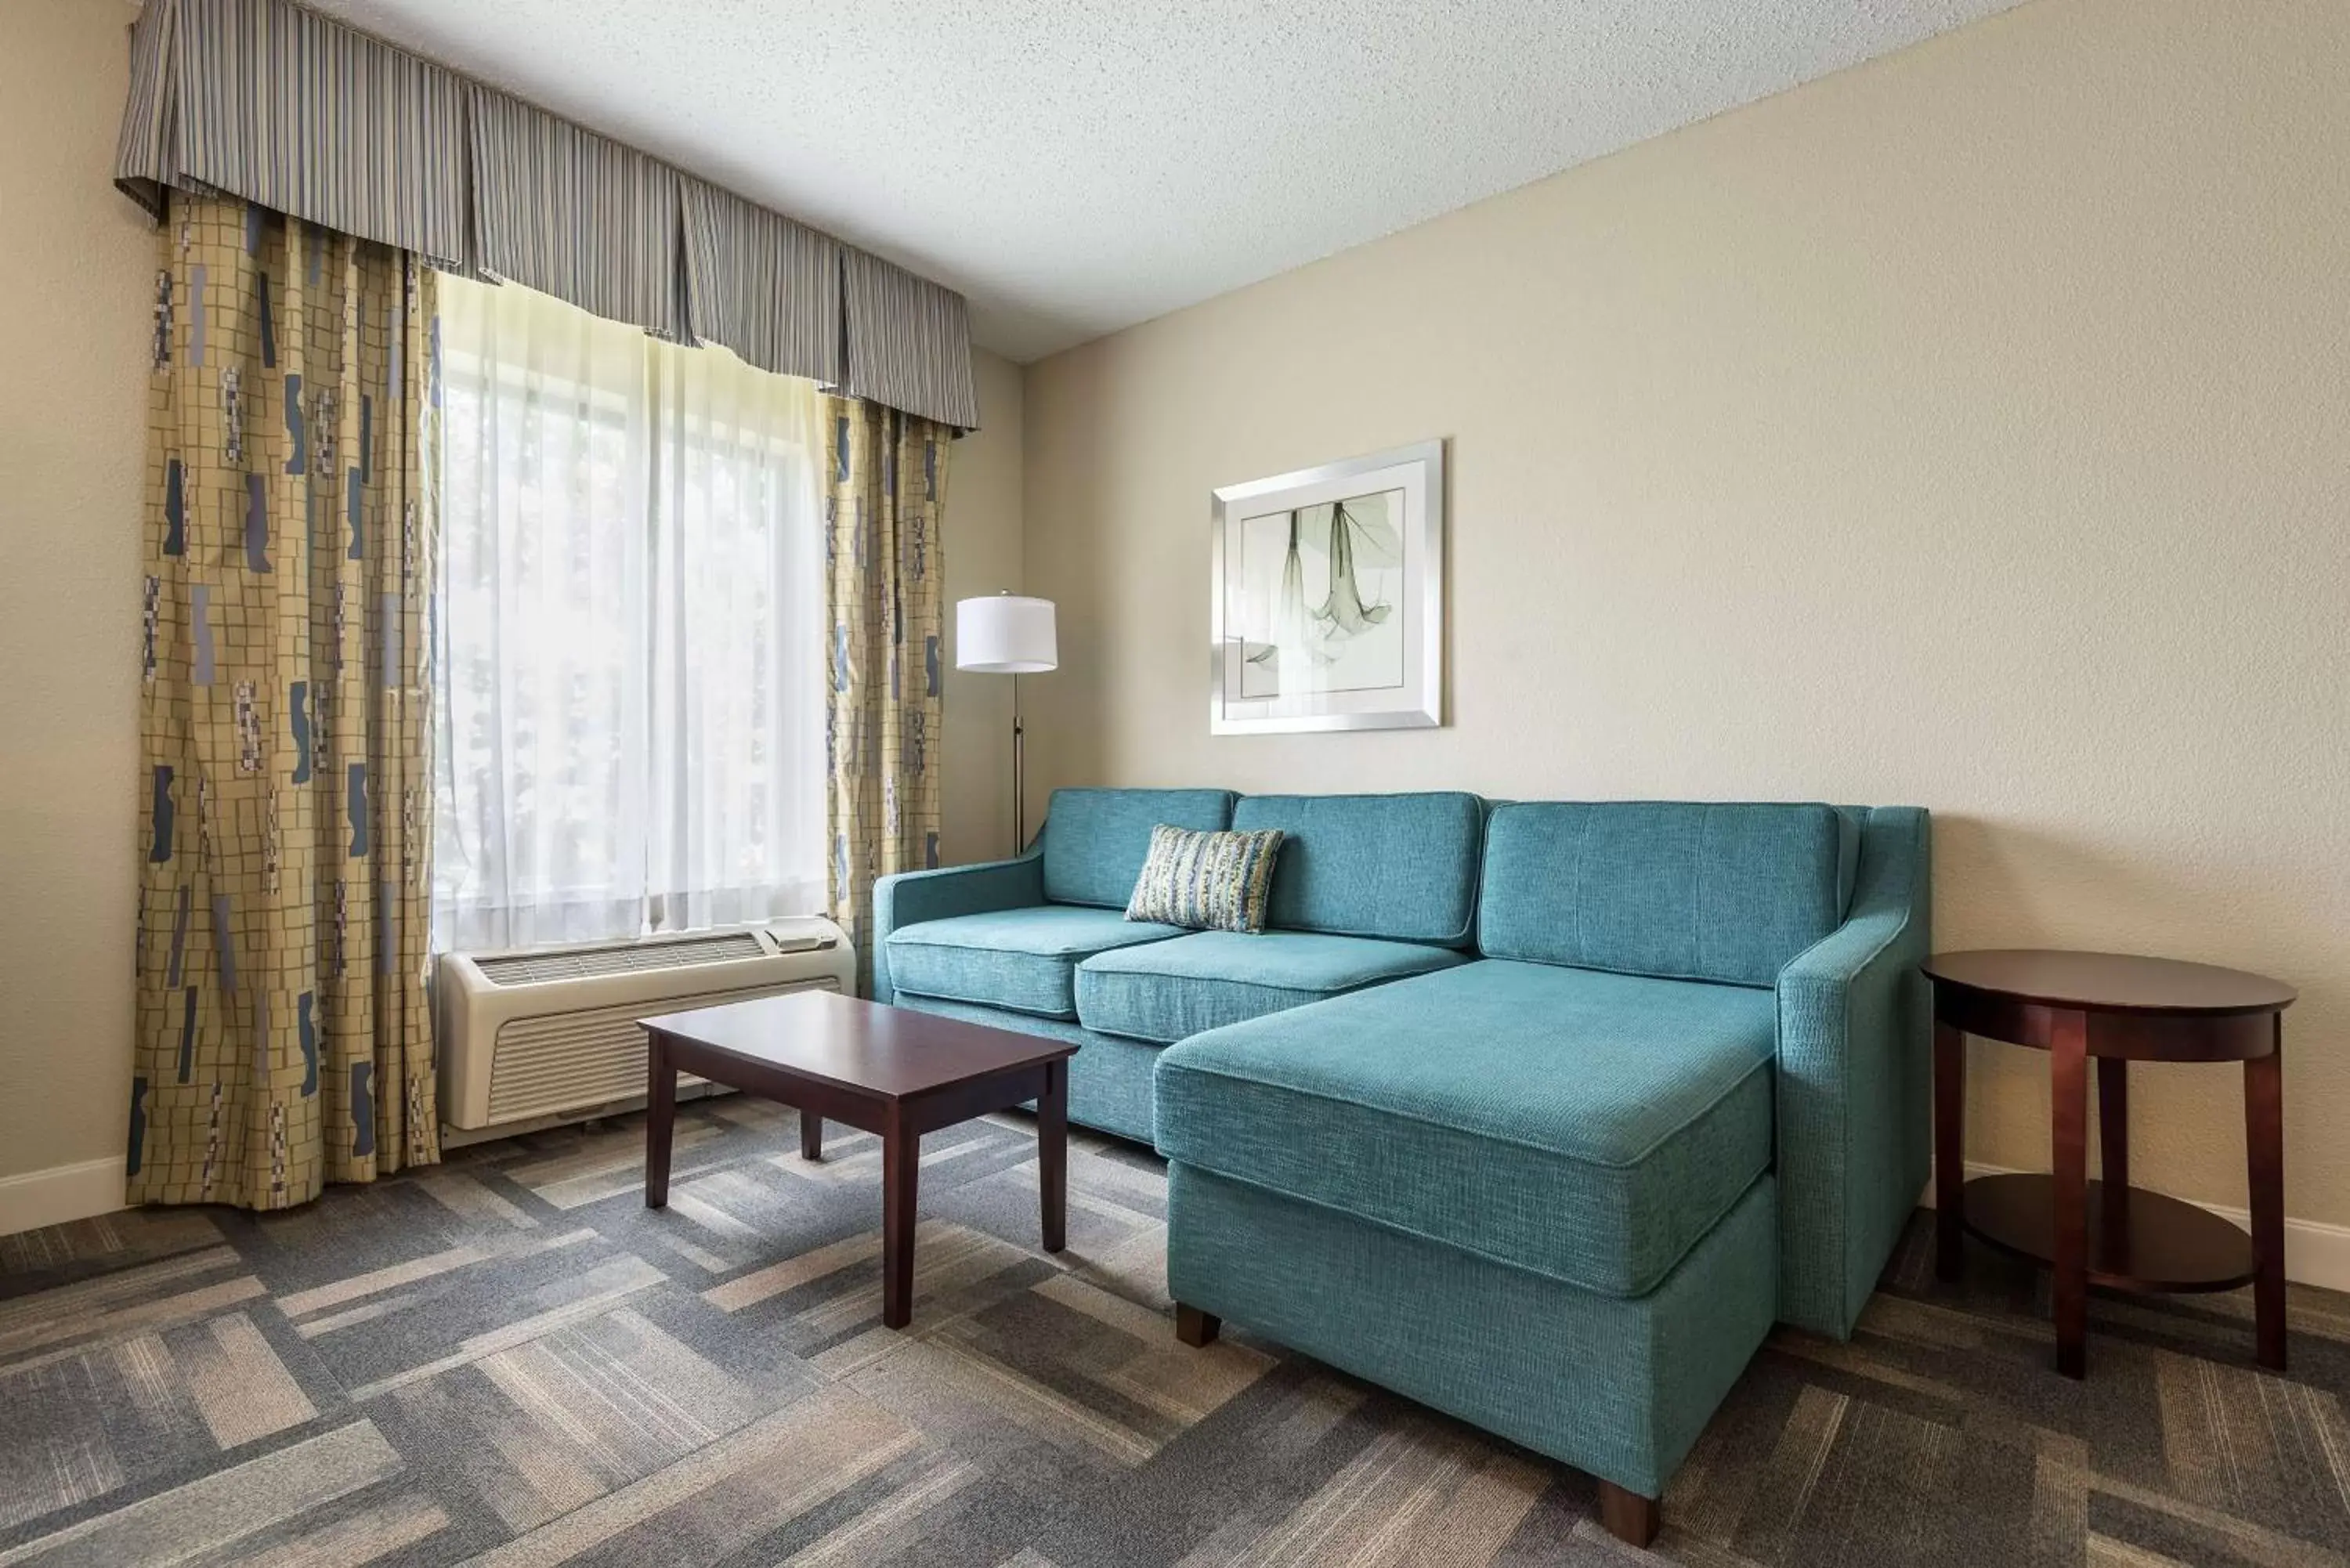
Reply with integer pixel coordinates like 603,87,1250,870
1209,439,1444,734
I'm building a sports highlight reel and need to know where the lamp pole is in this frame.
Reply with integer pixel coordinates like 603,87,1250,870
954,594,1058,861
1012,671,1026,851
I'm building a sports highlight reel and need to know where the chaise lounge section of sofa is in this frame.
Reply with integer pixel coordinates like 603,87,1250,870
873,787,1930,1546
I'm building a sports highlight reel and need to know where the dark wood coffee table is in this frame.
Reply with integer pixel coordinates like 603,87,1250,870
638,991,1076,1328
1925,949,2295,1377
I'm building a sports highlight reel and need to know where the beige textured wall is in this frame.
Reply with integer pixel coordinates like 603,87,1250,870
0,0,152,1184
941,350,1026,866
1021,0,2350,1224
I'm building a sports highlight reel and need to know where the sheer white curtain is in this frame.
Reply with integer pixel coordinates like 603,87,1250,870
433,273,826,951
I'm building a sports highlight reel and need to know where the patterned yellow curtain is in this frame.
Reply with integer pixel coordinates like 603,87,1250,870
825,398,950,988
130,193,439,1209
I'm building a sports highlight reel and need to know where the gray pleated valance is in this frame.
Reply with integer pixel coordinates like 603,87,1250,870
114,0,980,430
842,248,980,437
114,0,474,269
682,179,844,387
469,89,690,344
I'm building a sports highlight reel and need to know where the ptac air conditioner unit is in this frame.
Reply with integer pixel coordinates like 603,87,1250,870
437,917,855,1134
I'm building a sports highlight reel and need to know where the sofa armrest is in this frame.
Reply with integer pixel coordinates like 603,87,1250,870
1773,806,1932,1339
871,852,1046,1002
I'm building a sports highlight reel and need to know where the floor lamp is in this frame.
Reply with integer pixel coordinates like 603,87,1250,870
955,594,1058,852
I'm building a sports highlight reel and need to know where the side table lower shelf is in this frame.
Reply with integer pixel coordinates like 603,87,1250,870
1959,1173,2258,1294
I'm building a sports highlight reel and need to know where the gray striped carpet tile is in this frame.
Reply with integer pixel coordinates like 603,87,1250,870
2,1101,2348,1566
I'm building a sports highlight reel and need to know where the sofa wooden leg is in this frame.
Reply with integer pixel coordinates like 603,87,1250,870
1597,1480,1660,1548
1174,1304,1220,1347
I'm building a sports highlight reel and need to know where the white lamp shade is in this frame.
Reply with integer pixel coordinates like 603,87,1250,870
956,595,1058,674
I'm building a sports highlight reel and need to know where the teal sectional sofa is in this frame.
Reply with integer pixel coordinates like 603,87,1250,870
873,787,1930,1545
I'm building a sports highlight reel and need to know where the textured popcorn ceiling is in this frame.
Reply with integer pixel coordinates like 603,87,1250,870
307,0,2024,360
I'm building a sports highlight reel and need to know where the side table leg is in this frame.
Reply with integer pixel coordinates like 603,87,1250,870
1935,1018,1966,1281
1039,1060,1068,1254
801,1111,822,1162
2247,1024,2287,1372
2052,1009,2090,1379
644,1032,675,1210
2097,1057,2129,1192
2099,1057,2131,1257
882,1108,919,1330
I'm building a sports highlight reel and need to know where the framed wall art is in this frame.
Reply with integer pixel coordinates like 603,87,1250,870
1209,439,1444,734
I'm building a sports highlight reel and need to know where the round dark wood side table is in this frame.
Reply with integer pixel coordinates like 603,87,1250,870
1924,949,2294,1378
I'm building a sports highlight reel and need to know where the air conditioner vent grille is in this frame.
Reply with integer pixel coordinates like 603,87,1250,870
475,930,768,985
486,977,837,1122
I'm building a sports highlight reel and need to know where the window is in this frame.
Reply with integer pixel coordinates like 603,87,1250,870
432,274,826,951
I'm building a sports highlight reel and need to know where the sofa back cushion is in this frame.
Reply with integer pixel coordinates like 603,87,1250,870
1231,792,1484,946
1479,801,1857,986
1041,787,1237,909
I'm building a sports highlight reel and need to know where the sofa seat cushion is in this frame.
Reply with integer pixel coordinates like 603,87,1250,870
886,905,1187,1020
1153,959,1775,1297
1076,930,1470,1044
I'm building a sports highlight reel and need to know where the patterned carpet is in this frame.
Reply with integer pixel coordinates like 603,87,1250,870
3,1098,2345,1567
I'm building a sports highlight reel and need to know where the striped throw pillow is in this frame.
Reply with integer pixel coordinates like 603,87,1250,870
1125,825,1285,934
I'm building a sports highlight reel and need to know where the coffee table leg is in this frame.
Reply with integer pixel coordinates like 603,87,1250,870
2247,1023,2287,1371
645,1032,675,1210
801,1111,822,1162
1039,1060,1067,1254
882,1108,919,1329
2052,1009,2090,1379
1934,1017,1965,1281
